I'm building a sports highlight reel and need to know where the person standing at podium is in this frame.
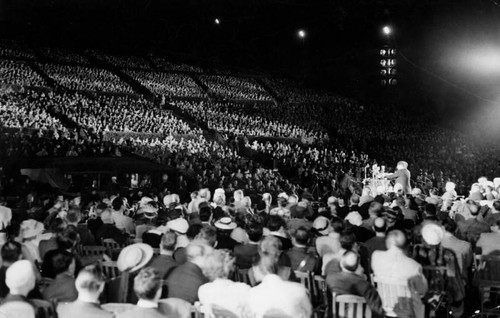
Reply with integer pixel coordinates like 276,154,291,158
385,161,411,195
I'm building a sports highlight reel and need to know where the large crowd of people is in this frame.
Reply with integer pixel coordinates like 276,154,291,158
38,48,90,65
200,75,272,101
0,60,46,88
169,100,325,141
2,42,500,318
126,71,206,98
38,64,134,93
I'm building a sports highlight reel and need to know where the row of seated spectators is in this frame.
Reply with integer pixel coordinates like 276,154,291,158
0,93,66,131
38,48,90,65
246,140,370,187
1,176,499,317
86,51,151,69
149,56,204,73
126,70,205,98
200,75,272,101
38,64,134,94
169,100,323,141
263,77,344,103
0,40,37,60
114,135,296,198
31,91,201,136
0,60,45,88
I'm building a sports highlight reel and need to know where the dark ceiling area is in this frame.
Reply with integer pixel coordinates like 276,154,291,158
2,0,500,121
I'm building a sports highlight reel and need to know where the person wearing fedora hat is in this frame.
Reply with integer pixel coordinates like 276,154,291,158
107,243,155,304
214,217,238,250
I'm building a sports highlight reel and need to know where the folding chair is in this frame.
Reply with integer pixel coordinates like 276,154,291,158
332,293,372,318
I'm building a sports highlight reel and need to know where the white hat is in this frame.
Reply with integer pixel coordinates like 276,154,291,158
411,188,422,196
214,217,237,230
117,243,154,272
21,219,44,239
139,197,153,208
6,260,35,291
344,212,363,226
327,196,337,205
313,216,330,236
163,194,180,207
167,218,189,234
422,223,444,246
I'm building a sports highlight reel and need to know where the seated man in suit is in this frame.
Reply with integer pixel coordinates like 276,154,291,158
286,227,319,273
117,267,164,318
233,218,263,269
57,265,113,318
327,251,383,317
166,240,213,303
149,232,178,279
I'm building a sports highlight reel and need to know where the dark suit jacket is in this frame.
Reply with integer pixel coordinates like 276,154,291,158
166,261,208,303
326,271,383,317
149,254,178,279
42,273,78,303
95,223,129,245
233,243,259,269
57,300,113,318
286,246,320,273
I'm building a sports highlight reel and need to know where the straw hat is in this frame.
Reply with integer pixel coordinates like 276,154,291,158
214,217,237,230
421,223,445,246
116,243,154,272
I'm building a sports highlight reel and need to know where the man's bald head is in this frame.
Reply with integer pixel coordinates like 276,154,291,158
386,230,406,250
373,217,386,233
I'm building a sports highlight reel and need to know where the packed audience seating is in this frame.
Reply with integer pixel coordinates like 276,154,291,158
199,75,272,101
87,51,151,69
149,56,204,73
126,70,205,98
38,64,134,93
169,100,324,141
0,40,37,60
2,42,500,318
37,48,90,65
0,175,499,318
0,93,66,131
0,60,46,88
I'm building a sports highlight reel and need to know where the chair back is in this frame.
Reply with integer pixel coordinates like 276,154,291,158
102,238,126,260
294,271,313,299
477,255,500,283
373,276,414,318
31,299,57,318
312,275,329,318
235,267,251,285
81,245,107,257
99,260,120,280
332,293,372,318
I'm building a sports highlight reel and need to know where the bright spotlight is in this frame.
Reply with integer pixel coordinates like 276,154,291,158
382,26,392,35
298,30,306,38
214,18,220,25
